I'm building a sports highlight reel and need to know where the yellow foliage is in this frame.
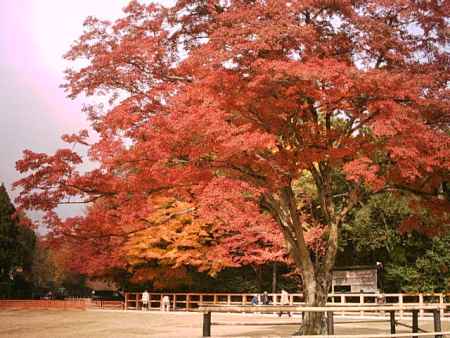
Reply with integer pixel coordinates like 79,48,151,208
121,196,214,280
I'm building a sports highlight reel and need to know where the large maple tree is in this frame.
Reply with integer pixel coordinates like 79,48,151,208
14,0,449,334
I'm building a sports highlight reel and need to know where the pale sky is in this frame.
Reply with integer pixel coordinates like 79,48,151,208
0,1,172,212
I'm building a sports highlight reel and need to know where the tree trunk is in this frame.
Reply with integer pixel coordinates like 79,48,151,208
253,265,263,293
272,262,277,294
296,271,331,335
263,185,344,335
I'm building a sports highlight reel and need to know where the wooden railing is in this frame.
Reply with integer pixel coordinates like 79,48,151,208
0,299,88,310
199,304,448,338
0,298,126,311
124,292,449,319
90,299,124,310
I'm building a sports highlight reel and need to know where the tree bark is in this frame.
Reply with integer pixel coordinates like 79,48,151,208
272,262,277,294
263,181,345,335
297,220,339,334
296,270,332,335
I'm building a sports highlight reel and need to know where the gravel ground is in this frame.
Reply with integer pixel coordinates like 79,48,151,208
0,309,448,337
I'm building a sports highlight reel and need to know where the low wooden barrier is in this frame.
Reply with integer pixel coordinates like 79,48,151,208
198,304,447,338
276,334,450,338
0,299,88,310
90,300,124,310
124,292,449,319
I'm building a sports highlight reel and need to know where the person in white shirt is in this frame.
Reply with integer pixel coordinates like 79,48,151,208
162,295,170,311
141,290,150,311
278,289,291,317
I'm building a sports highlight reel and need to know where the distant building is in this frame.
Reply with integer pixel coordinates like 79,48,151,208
332,265,379,293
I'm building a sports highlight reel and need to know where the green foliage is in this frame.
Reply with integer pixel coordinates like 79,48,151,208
384,236,450,292
0,184,17,280
339,193,450,292
31,241,88,296
31,242,58,290
350,193,411,255
0,184,36,298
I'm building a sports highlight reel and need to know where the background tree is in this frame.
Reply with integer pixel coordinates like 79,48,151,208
14,1,449,333
339,193,450,292
0,184,36,298
31,239,88,297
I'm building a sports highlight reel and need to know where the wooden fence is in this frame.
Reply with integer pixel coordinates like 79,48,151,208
90,299,124,310
0,298,126,310
124,292,449,319
198,304,447,337
0,299,88,310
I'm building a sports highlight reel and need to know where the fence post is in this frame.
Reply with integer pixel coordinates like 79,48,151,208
203,311,211,337
419,293,424,318
433,309,442,338
124,293,128,311
439,293,444,319
341,295,346,316
399,294,404,320
389,310,396,334
412,309,419,338
360,294,364,316
173,294,176,311
327,311,334,335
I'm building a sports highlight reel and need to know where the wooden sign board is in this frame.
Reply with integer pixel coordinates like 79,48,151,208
332,267,378,293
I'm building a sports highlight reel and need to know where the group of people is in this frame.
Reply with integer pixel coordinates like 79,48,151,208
251,290,292,317
141,290,170,311
140,289,291,316
251,291,270,305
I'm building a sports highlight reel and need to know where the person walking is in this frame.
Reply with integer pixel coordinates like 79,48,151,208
278,289,291,317
261,291,270,305
141,290,150,311
162,295,171,311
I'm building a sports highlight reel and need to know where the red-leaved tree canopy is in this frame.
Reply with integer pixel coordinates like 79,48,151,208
15,0,449,334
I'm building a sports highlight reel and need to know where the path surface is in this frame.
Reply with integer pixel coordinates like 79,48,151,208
0,309,448,337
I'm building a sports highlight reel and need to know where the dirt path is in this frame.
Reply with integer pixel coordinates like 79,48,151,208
0,309,448,337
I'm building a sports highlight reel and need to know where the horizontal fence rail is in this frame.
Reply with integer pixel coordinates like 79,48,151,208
288,334,450,338
90,299,125,310
198,304,446,338
199,304,446,312
0,299,88,310
124,292,449,319
0,298,125,311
